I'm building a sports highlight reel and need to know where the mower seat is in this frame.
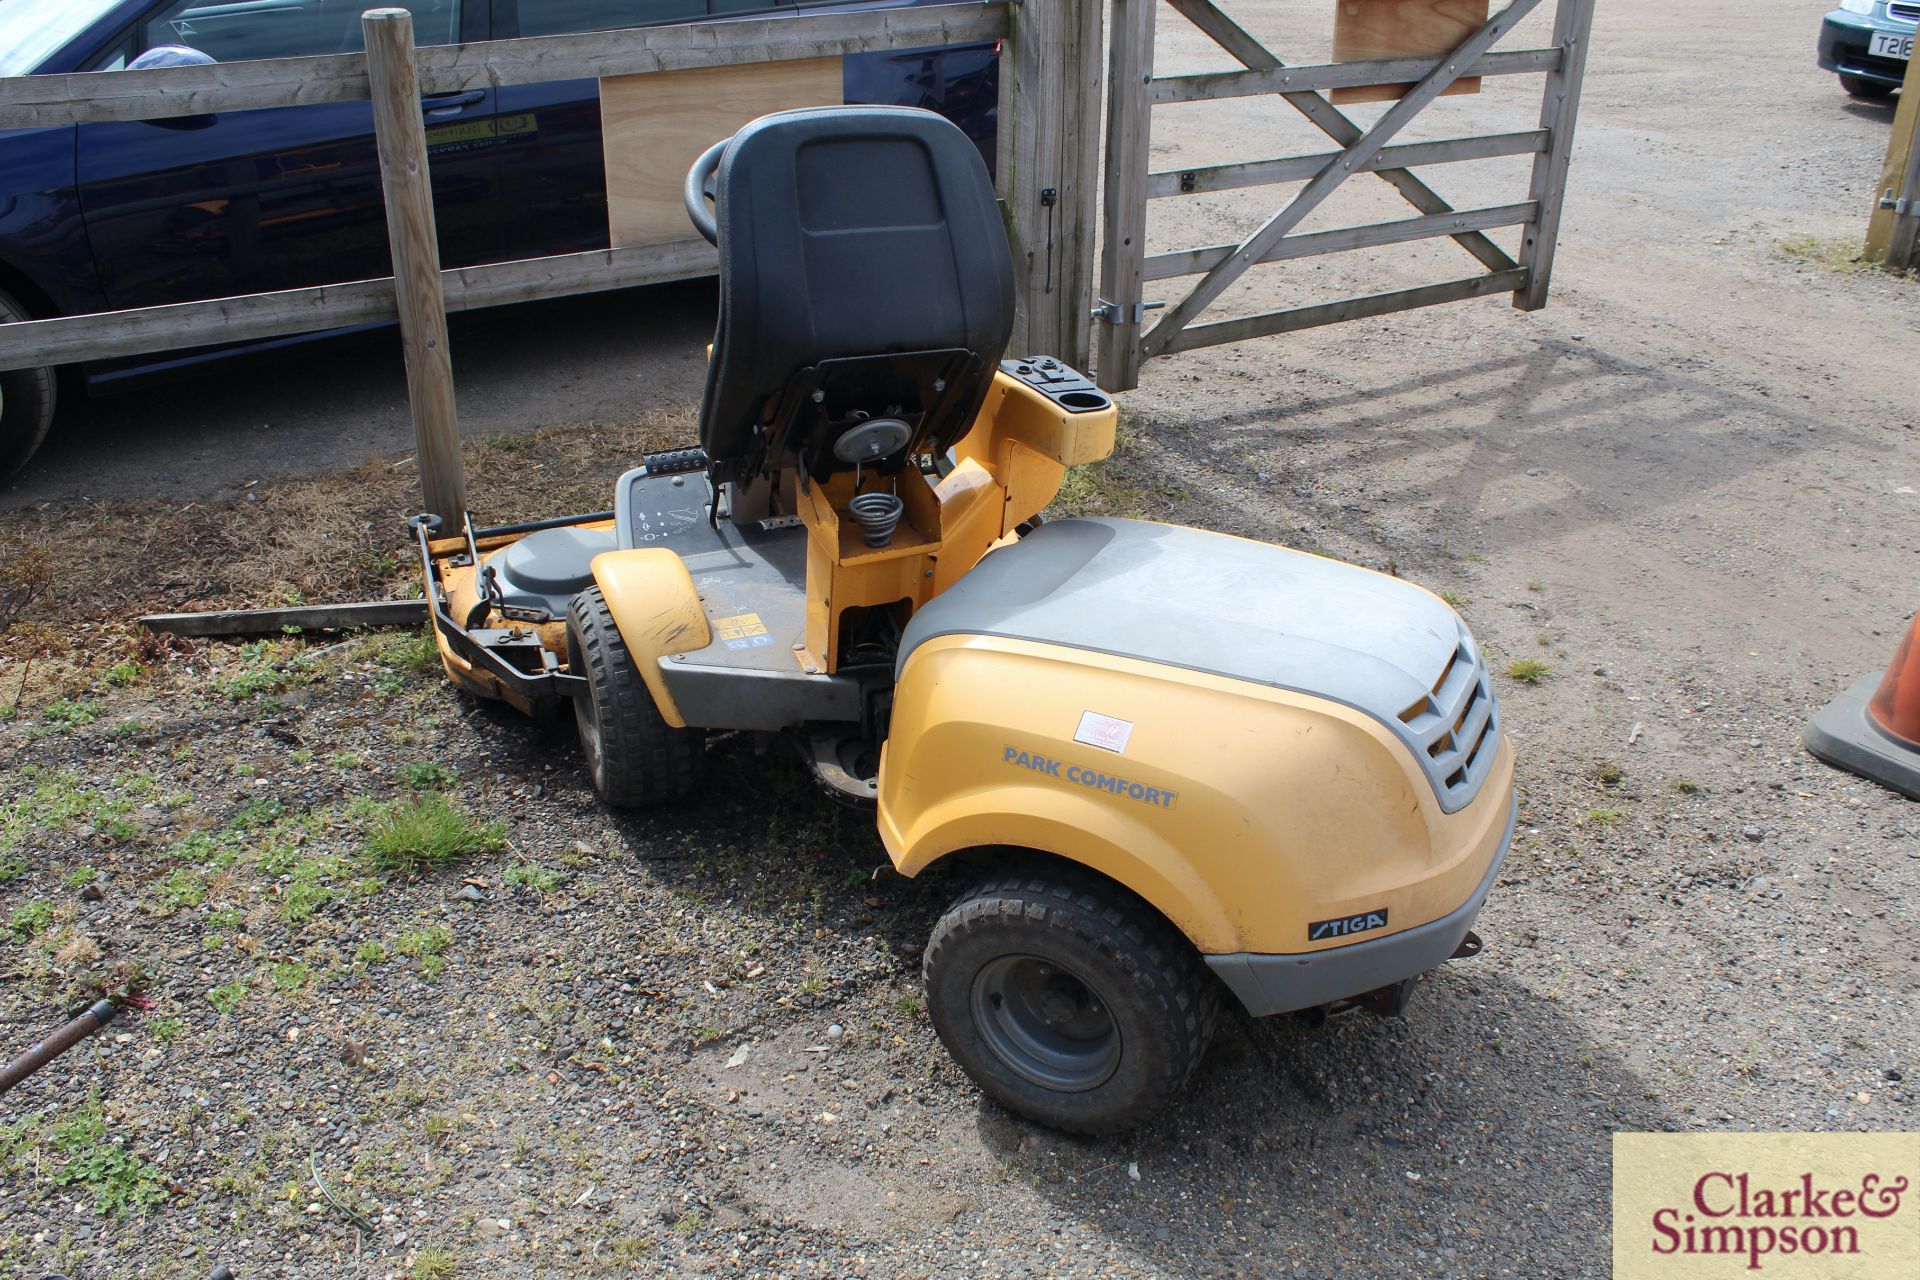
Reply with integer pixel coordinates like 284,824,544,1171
697,106,1015,488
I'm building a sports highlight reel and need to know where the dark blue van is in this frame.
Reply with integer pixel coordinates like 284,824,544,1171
0,0,999,476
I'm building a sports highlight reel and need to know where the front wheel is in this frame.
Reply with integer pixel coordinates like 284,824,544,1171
923,868,1219,1135
0,287,57,481
566,586,704,807
1841,73,1895,101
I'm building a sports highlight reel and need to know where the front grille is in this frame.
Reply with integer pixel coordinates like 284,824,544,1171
1889,3,1919,25
1397,625,1499,812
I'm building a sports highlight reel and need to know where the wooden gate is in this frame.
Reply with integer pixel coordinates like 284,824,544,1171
1095,0,1596,391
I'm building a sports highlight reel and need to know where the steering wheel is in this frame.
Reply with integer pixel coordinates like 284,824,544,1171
684,139,727,246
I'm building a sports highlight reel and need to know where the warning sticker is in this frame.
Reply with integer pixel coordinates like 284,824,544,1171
714,613,772,650
1073,711,1134,754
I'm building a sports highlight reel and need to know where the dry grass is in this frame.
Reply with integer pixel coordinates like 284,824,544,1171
0,412,695,706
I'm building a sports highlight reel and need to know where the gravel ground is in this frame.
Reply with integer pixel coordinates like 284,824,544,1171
3,1,1918,1278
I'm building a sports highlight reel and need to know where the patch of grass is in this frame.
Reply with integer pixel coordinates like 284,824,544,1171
281,881,333,925
331,752,361,770
1778,234,1879,274
1051,461,1150,520
42,698,101,728
365,628,441,676
153,867,208,912
1,768,134,852
1587,807,1623,826
229,797,287,831
207,907,246,930
150,1018,184,1044
50,1100,169,1217
206,980,248,1015
410,1246,458,1280
1674,779,1701,794
172,831,243,870
269,960,313,994
1506,659,1550,685
394,924,453,979
210,638,313,702
101,660,144,688
1437,590,1466,609
1592,760,1622,786
398,761,458,791
355,941,389,966
366,795,504,875
0,855,25,884
60,866,96,890
9,900,53,940
503,861,559,893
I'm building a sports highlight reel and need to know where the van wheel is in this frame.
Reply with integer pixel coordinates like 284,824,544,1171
566,586,703,807
923,868,1219,1135
0,288,57,481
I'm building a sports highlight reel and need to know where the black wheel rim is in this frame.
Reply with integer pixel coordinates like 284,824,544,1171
971,954,1120,1092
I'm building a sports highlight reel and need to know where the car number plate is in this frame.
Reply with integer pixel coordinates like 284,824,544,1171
1869,30,1914,61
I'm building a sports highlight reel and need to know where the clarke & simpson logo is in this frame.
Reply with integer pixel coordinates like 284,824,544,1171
1614,1133,1919,1279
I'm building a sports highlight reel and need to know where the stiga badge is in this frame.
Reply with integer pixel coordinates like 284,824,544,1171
1074,710,1133,754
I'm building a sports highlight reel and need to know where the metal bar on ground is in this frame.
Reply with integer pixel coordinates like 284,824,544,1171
1150,47,1561,105
1143,202,1537,280
1093,0,1159,392
0,240,716,373
1142,0,1546,358
1160,268,1530,355
1514,0,1597,309
364,8,466,529
1159,0,1517,275
0,3,1011,128
1146,130,1547,198
139,600,430,637
0,1001,118,1097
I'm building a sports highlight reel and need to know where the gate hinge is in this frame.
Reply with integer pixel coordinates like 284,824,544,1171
1040,187,1057,207
1092,297,1166,325
1882,188,1916,216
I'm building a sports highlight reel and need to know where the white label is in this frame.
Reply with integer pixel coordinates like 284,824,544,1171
1073,710,1134,754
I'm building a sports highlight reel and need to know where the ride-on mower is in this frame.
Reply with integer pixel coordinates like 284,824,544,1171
413,106,1516,1133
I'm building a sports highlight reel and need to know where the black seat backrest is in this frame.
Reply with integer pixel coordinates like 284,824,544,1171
698,107,1015,486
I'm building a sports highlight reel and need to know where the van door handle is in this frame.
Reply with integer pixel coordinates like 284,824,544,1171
422,90,486,116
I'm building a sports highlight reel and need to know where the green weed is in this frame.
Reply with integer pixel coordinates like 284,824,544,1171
102,660,145,687
9,900,52,940
49,1101,169,1217
210,639,313,702
61,866,96,889
1506,659,1550,684
1674,779,1701,794
398,762,458,791
150,1018,184,1044
1587,807,1623,826
154,867,208,911
503,861,559,893
270,960,313,994
366,795,503,874
410,1246,457,1280
42,699,101,728
206,980,247,1015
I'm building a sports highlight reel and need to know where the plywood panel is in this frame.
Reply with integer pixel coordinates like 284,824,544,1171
1331,0,1487,105
601,57,843,248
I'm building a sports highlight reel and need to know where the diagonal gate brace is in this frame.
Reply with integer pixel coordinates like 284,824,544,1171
1144,0,1542,357
1161,0,1519,278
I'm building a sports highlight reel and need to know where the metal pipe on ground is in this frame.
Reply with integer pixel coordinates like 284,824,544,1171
0,1000,118,1096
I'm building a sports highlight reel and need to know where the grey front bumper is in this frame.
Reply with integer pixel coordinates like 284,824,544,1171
1206,797,1515,1017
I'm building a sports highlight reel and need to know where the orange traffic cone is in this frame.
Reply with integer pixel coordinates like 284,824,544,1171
1805,613,1920,801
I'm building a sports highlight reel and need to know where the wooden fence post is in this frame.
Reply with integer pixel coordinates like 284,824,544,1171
1513,0,1595,310
1095,0,1158,392
1001,0,1103,367
1865,52,1920,275
363,7,467,527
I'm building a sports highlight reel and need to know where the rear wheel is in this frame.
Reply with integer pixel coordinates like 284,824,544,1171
1841,73,1895,101
0,287,57,481
923,867,1219,1135
566,586,704,807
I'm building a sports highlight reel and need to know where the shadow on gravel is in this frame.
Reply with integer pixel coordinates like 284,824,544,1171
994,969,1664,1278
1129,336,1842,562
505,720,1660,1279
